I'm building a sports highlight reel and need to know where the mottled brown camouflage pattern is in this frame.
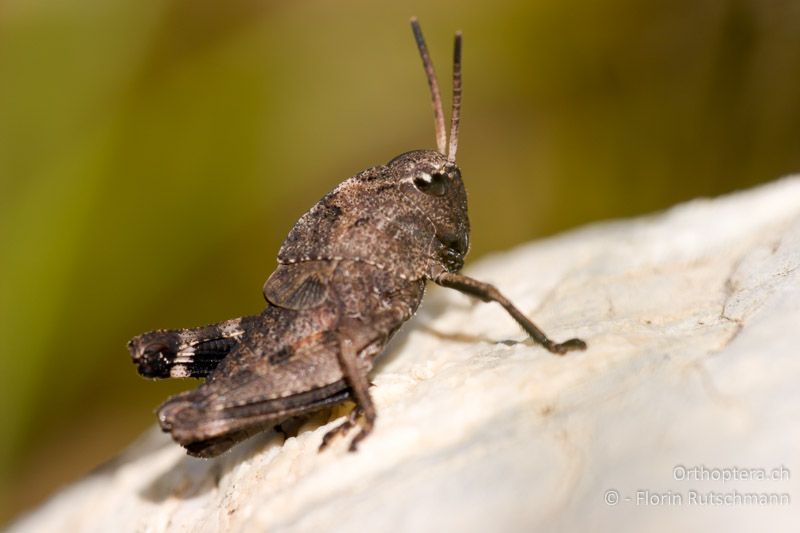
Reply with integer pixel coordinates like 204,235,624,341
130,149,464,456
128,21,584,458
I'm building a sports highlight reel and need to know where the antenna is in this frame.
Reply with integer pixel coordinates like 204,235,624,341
447,31,462,162
410,17,447,156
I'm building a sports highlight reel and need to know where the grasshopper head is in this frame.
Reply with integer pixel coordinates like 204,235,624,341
389,149,469,272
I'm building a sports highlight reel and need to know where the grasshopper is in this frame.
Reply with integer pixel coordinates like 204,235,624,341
128,18,586,457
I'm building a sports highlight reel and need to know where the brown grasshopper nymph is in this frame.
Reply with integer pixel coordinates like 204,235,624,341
128,17,586,458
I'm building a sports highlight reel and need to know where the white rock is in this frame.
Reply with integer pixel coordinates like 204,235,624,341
10,177,800,533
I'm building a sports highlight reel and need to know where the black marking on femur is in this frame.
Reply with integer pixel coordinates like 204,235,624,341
136,342,175,378
194,337,238,360
137,354,170,377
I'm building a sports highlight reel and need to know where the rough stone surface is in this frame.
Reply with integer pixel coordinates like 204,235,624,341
10,177,800,533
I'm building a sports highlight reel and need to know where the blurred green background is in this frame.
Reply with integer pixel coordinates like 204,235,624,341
1,0,799,523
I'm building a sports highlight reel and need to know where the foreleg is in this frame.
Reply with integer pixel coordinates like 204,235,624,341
434,272,586,354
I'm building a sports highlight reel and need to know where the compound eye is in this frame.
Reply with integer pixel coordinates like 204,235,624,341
413,171,447,196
